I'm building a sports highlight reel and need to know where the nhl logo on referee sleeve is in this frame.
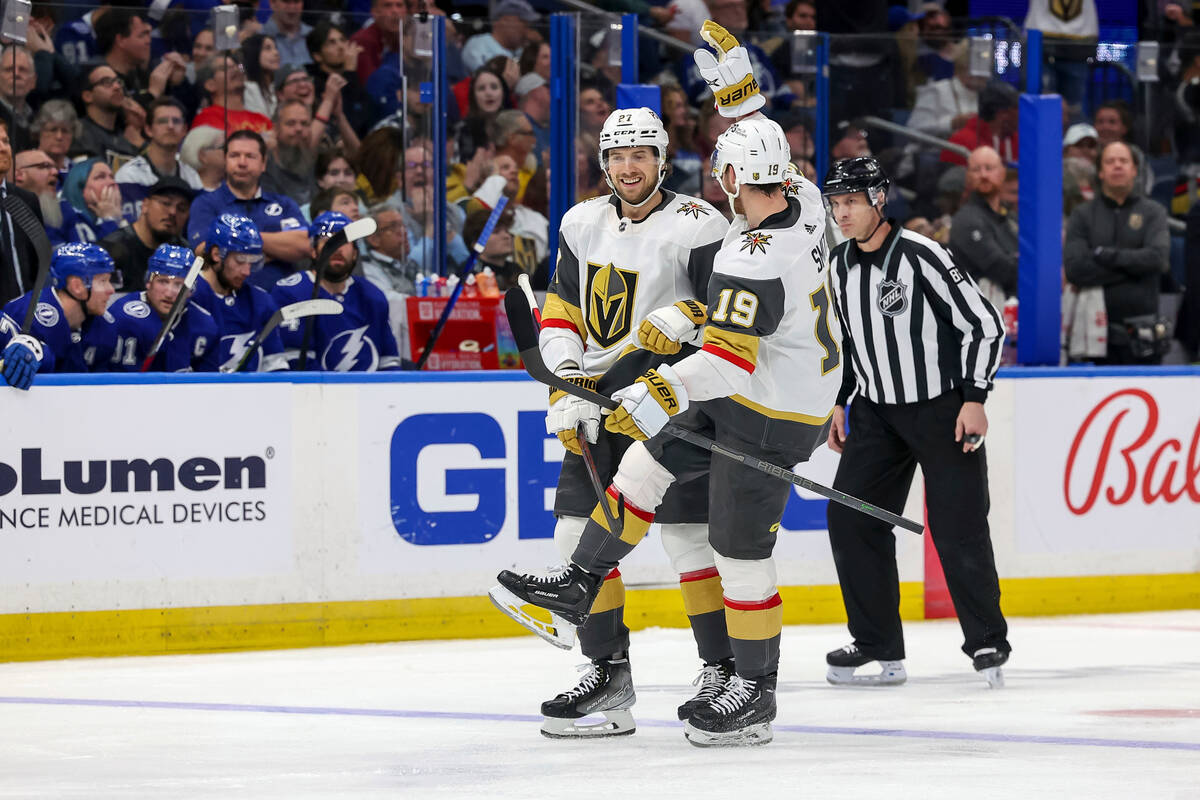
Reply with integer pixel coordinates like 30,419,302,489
877,279,908,317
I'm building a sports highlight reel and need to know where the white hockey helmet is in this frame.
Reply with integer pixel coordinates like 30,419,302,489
711,116,791,201
597,107,670,207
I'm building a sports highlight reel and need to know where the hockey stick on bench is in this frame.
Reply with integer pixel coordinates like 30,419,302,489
504,289,924,535
223,298,344,373
299,217,377,371
140,255,205,372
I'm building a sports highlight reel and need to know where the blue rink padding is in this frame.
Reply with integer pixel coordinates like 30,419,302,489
1017,93,1063,367
30,364,1200,387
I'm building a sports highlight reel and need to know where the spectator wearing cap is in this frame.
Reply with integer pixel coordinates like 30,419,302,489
100,176,193,292
1063,123,1099,216
515,73,550,165
941,80,1019,165
907,48,986,139
263,0,313,68
115,97,205,223
950,146,1019,303
351,0,406,86
179,126,226,192
463,0,538,73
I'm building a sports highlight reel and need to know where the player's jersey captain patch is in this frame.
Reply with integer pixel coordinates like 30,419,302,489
877,279,909,317
586,262,639,348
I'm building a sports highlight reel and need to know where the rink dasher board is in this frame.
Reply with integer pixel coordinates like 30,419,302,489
0,368,1197,662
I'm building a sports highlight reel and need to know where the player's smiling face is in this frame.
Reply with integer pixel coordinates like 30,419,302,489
606,146,659,206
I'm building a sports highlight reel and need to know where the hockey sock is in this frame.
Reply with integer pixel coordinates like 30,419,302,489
577,568,631,660
724,593,783,678
571,487,654,575
680,567,734,663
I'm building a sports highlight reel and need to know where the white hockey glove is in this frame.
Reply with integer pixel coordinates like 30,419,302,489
605,364,688,441
637,299,707,355
694,20,765,119
547,369,601,455
1,333,44,391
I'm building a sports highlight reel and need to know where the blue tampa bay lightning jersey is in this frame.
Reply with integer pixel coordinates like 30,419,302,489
270,272,402,371
109,293,220,372
190,276,288,372
0,287,117,373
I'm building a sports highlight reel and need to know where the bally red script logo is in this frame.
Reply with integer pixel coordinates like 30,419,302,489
1064,388,1200,514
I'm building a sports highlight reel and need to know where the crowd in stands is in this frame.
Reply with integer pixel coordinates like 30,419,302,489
0,0,1197,374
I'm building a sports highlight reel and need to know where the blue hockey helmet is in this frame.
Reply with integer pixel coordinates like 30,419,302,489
147,244,195,279
207,213,264,258
309,211,352,241
50,243,115,287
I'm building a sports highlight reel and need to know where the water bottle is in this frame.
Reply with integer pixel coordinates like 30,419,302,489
477,267,500,298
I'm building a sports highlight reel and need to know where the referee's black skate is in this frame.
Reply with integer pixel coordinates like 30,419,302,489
540,654,636,738
825,643,907,686
677,657,735,720
488,563,602,649
972,647,1009,689
683,673,777,747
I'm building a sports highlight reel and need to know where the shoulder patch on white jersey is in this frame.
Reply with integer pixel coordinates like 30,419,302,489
123,300,151,319
675,200,712,219
276,273,303,287
739,231,774,256
35,302,59,328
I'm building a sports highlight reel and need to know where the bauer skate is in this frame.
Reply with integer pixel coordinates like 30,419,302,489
677,658,735,721
684,673,777,747
540,655,636,738
488,563,601,650
825,643,907,686
972,647,1009,689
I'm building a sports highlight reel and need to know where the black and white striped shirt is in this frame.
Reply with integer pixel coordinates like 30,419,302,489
829,224,1004,406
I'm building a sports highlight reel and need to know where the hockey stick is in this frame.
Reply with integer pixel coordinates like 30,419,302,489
414,197,509,370
504,289,925,535
299,217,378,371
4,195,53,335
140,256,205,372
223,298,344,373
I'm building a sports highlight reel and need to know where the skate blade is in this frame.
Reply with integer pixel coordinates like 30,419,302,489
826,661,907,686
487,584,576,650
541,710,635,739
683,721,773,747
978,666,1005,689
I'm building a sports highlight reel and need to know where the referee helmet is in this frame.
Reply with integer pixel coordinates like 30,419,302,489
822,157,891,209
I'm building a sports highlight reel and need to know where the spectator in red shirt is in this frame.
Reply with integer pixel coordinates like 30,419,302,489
191,53,273,136
941,81,1019,166
351,0,407,86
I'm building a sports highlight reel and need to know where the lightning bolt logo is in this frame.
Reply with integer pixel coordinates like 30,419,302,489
220,332,256,371
325,325,378,372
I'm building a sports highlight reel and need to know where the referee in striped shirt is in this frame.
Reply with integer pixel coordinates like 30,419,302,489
819,157,1012,688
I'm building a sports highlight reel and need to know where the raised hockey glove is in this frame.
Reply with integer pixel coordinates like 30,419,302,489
1,333,43,391
637,299,707,355
606,364,688,440
694,21,765,119
547,371,601,455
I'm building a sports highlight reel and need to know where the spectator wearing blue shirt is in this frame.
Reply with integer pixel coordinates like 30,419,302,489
262,0,313,67
187,129,309,288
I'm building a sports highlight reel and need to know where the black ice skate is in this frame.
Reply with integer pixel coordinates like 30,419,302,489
826,643,907,686
488,563,602,650
683,673,777,747
972,647,1009,689
677,658,735,721
540,655,636,738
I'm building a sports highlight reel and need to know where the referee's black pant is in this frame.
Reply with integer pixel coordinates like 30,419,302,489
827,390,1010,661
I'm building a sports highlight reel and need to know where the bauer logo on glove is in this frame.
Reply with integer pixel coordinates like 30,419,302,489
694,19,765,118
605,364,689,440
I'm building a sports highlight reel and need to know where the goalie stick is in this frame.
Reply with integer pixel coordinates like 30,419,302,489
139,255,205,372
414,197,509,370
223,298,344,373
504,289,925,535
299,217,377,371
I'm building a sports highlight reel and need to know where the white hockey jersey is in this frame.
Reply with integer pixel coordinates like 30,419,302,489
674,175,843,424
540,190,727,376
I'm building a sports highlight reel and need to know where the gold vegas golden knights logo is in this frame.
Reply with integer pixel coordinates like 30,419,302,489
1050,0,1083,22
586,262,640,348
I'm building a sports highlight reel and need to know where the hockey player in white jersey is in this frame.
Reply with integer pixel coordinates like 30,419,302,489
495,115,842,747
489,106,735,739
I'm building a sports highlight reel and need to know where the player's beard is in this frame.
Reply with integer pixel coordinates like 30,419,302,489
324,256,354,285
611,171,657,208
215,263,244,292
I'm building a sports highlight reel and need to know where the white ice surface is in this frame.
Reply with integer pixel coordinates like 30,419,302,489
1,611,1198,799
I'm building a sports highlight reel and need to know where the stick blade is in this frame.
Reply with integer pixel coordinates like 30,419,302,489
503,288,540,352
184,256,204,288
279,298,344,322
343,217,377,243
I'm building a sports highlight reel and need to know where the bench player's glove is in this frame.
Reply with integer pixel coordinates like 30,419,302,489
1,333,43,391
694,20,765,119
547,370,601,455
606,364,688,440
637,300,707,355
